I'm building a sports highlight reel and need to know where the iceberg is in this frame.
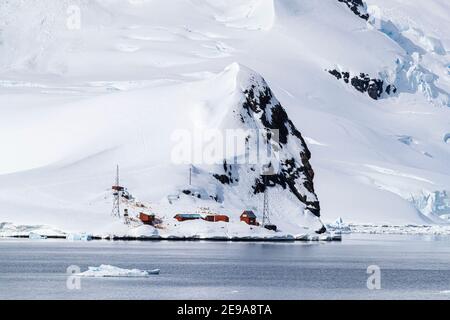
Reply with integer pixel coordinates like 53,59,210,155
75,265,160,278
29,232,47,240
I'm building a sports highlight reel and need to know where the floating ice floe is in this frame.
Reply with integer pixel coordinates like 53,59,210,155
66,233,93,241
29,232,47,240
75,265,160,278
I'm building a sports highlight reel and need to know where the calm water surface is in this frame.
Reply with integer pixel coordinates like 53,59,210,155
1,234,450,299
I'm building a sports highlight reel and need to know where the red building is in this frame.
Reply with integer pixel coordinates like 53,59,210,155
240,211,258,226
203,214,229,223
139,212,155,225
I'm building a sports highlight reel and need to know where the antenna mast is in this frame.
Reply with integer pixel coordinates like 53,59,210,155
112,165,122,218
262,175,271,226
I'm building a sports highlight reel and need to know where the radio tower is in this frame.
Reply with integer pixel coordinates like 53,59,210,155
261,170,277,231
111,165,123,218
262,175,271,227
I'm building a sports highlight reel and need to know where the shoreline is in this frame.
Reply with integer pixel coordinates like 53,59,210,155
0,234,342,242
4,222,450,241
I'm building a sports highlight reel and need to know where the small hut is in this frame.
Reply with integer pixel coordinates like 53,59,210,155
174,213,202,222
240,211,258,226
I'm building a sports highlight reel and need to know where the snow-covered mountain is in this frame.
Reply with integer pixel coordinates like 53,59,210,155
0,0,449,236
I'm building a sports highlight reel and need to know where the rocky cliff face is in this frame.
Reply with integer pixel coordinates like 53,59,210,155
239,79,321,217
337,0,369,20
208,64,322,220
328,69,397,100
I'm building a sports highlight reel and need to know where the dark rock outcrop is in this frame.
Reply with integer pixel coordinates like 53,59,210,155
328,69,397,100
337,0,369,20
213,160,239,185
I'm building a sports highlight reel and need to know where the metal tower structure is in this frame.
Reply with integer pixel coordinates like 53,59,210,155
261,173,277,231
111,165,123,218
262,175,271,226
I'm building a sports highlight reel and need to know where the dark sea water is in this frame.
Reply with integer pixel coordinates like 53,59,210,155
1,234,450,300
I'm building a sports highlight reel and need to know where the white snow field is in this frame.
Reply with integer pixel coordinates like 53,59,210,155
0,0,449,237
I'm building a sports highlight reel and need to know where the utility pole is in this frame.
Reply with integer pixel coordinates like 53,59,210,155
189,165,192,186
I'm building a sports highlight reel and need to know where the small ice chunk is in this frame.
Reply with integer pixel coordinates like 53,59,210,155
66,233,92,241
29,233,47,240
75,265,159,278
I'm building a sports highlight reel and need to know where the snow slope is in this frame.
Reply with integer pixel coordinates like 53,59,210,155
0,0,449,235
